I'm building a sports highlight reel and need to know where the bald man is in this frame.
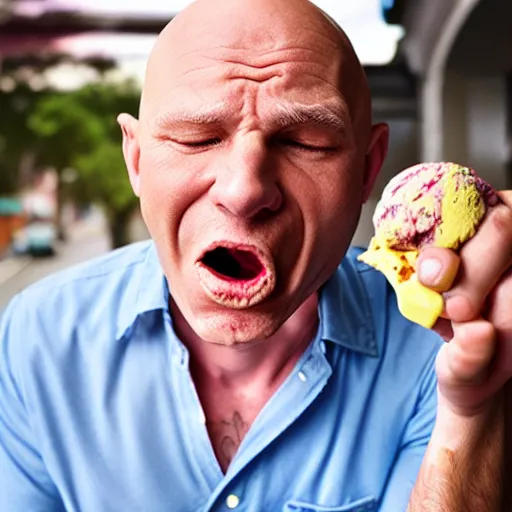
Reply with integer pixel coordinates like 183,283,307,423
1,0,511,511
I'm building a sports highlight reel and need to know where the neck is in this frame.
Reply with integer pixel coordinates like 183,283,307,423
170,294,320,390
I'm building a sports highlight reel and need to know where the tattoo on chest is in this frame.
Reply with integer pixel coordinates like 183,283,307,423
208,411,249,471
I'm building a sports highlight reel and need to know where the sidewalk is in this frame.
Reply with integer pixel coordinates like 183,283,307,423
0,255,32,288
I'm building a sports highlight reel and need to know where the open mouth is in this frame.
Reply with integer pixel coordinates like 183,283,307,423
195,242,275,309
201,247,265,281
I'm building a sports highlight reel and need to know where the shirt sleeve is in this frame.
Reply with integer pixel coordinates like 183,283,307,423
0,294,66,512
378,352,438,512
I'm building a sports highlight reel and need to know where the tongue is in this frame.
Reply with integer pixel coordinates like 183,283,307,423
202,247,264,281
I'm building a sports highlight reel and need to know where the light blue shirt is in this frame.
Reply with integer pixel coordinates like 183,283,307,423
0,241,442,512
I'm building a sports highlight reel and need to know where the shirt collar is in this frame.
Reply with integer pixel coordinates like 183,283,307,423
119,242,378,357
137,242,170,313
318,255,378,357
116,242,169,340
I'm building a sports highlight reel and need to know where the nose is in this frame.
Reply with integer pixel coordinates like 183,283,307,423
209,132,283,220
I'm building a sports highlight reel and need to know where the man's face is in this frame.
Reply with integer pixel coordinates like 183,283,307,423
122,9,383,345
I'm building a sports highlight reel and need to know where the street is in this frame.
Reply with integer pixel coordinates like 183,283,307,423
0,214,110,311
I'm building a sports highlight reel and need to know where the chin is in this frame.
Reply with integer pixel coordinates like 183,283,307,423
191,308,282,346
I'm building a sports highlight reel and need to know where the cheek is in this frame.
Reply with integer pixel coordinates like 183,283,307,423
278,158,364,295
137,153,171,241
297,159,364,242
137,145,205,237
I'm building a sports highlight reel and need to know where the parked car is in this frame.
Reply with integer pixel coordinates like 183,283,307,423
12,220,57,257
0,197,25,256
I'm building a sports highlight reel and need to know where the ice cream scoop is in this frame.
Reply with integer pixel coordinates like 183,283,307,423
358,162,498,328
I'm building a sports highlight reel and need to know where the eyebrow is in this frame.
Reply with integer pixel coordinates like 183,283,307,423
152,103,227,129
273,102,348,134
152,100,348,134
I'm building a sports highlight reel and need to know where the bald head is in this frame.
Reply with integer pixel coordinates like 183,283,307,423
119,0,388,345
140,0,372,147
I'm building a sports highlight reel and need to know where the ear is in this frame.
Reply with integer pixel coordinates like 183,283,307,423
118,113,141,197
362,122,389,203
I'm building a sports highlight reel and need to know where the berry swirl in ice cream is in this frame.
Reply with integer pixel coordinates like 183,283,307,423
372,162,499,252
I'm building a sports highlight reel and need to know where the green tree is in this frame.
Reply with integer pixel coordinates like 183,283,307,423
29,79,141,248
28,92,104,238
0,83,47,195
73,137,138,248
0,53,116,198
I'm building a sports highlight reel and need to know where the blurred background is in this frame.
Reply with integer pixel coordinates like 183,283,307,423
0,0,511,310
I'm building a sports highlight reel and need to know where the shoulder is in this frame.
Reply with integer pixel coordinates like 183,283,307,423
18,239,153,310
0,240,157,359
24,239,152,297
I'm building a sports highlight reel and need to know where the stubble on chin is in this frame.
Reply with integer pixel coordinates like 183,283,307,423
191,310,283,346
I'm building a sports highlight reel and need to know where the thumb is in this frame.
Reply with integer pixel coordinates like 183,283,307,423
438,319,496,386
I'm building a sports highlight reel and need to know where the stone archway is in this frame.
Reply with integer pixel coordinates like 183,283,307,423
420,0,482,162
446,0,512,189
401,0,511,188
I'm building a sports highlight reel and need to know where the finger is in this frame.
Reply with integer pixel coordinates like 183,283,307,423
437,319,496,386
432,317,454,342
497,190,512,209
444,200,512,322
417,247,460,292
488,267,512,333
487,267,512,375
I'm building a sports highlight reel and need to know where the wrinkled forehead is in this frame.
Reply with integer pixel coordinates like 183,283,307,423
141,47,347,119
139,0,369,140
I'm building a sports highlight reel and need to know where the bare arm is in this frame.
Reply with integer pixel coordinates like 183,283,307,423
501,381,512,511
410,193,512,511
408,394,504,512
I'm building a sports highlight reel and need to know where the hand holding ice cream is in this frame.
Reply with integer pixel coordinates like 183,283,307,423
360,162,512,425
359,162,499,328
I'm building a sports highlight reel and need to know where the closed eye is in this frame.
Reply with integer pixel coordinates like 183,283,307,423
178,137,222,148
279,139,336,153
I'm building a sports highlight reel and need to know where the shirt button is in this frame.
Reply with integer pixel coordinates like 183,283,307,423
298,371,307,382
226,494,240,509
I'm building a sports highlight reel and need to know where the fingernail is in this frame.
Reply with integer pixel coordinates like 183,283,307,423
418,258,443,284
